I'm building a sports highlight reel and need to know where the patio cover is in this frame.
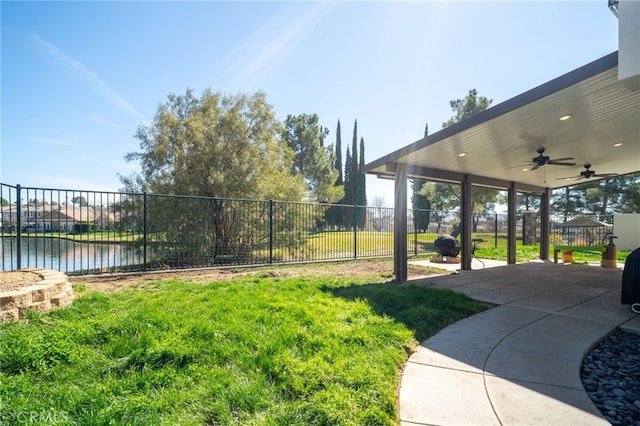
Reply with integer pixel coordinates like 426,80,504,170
365,52,639,190
364,51,640,281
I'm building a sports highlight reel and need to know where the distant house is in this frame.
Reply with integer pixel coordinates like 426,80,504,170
1,202,118,233
1,203,52,231
41,205,96,233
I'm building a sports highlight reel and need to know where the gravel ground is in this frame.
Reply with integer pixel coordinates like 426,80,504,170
581,329,640,426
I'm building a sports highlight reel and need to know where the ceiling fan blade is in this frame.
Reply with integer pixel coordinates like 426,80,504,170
549,157,575,162
593,173,618,178
530,164,540,171
547,161,576,166
556,175,579,180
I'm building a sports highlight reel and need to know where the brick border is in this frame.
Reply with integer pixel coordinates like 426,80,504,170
0,269,75,322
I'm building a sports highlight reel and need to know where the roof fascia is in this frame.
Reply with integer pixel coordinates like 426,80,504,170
382,163,548,193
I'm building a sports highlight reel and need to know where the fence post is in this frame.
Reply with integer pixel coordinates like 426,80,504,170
494,213,498,248
413,209,418,255
16,184,22,270
269,200,273,264
143,192,147,272
353,205,357,259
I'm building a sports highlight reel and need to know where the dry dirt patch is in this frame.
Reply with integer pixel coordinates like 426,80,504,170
69,259,446,292
0,271,43,292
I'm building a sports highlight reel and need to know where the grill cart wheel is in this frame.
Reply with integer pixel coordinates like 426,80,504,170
631,303,640,314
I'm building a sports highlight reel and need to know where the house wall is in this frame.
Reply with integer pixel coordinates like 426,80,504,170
613,214,640,250
619,0,640,91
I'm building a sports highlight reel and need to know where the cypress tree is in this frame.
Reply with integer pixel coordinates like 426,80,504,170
334,120,343,186
412,123,430,232
344,145,353,205
326,120,344,228
344,145,353,227
358,136,367,228
351,120,359,206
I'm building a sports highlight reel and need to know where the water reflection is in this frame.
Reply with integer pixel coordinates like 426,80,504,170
1,237,142,274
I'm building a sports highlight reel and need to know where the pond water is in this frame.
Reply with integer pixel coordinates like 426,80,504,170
1,237,143,274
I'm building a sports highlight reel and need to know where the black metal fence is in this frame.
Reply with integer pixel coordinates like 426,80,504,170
0,183,613,275
1,184,402,275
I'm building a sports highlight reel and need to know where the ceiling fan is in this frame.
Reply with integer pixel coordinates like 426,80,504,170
526,147,576,170
557,164,618,181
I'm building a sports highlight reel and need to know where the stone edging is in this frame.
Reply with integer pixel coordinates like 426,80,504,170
0,269,75,322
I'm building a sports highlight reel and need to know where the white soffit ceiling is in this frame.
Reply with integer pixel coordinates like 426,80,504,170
365,52,640,191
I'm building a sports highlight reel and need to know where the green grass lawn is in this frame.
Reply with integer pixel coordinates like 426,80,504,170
16,230,142,243
0,266,489,425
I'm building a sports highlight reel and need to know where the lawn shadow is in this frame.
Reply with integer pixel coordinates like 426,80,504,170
323,281,490,342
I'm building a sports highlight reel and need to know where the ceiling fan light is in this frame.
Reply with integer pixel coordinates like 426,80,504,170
613,142,623,147
458,152,467,157
559,114,571,121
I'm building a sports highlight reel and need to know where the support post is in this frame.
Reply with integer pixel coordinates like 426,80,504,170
461,175,472,270
540,188,551,260
394,165,408,282
507,182,517,264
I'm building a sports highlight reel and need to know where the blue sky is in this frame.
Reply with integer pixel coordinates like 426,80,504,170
1,1,619,206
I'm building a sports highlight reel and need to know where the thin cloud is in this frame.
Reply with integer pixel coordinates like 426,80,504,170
88,113,130,129
33,35,147,124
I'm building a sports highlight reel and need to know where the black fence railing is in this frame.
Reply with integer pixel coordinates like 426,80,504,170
1,184,403,275
0,183,613,275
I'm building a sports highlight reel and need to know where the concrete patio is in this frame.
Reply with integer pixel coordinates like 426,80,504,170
401,260,640,425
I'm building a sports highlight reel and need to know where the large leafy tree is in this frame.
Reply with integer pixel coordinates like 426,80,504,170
71,196,88,207
584,176,629,215
518,193,541,212
123,89,304,201
552,173,640,217
442,89,492,128
551,186,585,219
621,175,640,213
421,89,499,229
281,113,342,203
419,182,456,233
121,89,306,265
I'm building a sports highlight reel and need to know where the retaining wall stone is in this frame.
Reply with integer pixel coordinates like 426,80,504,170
0,269,74,322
